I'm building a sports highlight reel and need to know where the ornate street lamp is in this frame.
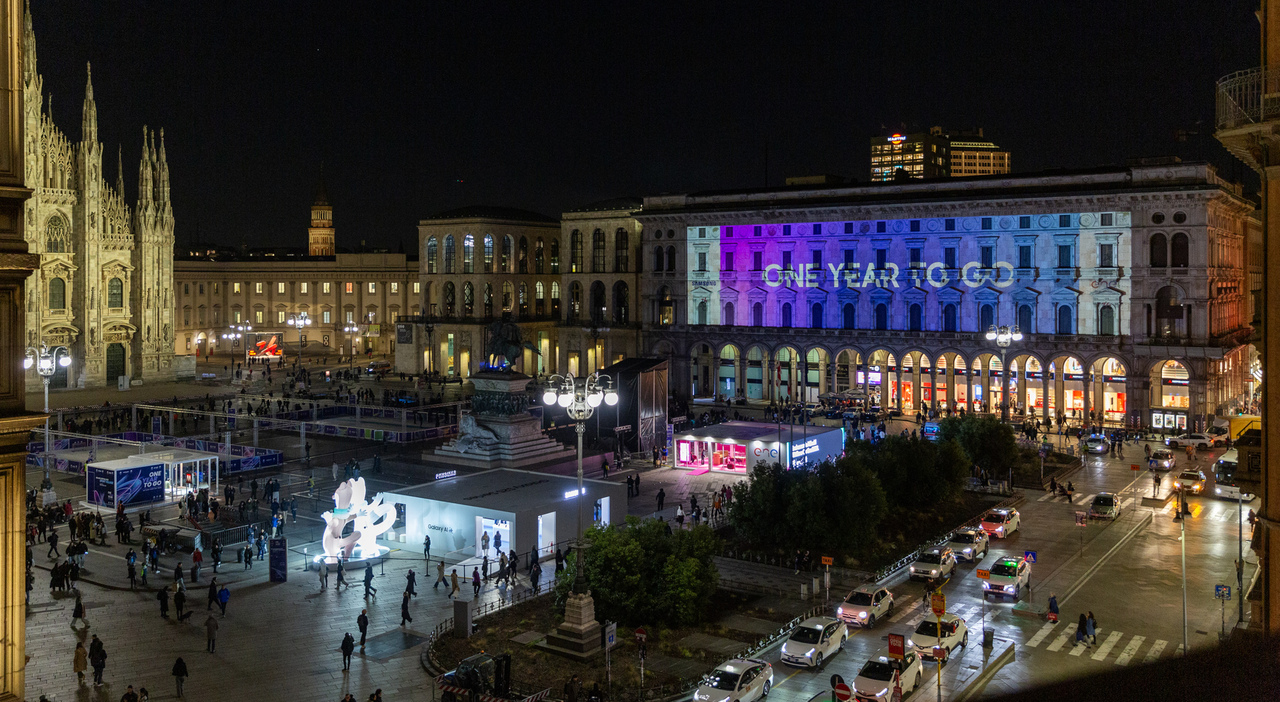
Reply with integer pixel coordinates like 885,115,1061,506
343,322,361,368
288,312,311,367
542,371,617,593
24,343,71,491
985,325,1023,421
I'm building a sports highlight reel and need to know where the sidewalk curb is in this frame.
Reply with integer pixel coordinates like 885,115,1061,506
950,641,1016,702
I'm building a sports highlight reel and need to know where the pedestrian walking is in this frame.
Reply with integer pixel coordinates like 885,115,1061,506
206,578,218,610
656,488,665,511
357,609,369,648
472,567,481,596
191,548,203,582
320,561,329,589
1076,613,1089,647
205,613,219,652
47,530,60,558
481,531,490,556
482,554,490,581
626,475,634,497
423,534,431,559
172,657,188,697
175,587,190,621
73,641,88,684
675,505,684,528
531,560,542,593
71,592,87,628
363,563,378,597
341,632,356,671
449,569,460,599
401,591,414,626
217,585,229,616
88,634,106,685
1047,593,1059,623
1086,611,1098,645
157,587,170,619
242,544,253,569
434,559,446,590
493,530,502,553
405,569,417,596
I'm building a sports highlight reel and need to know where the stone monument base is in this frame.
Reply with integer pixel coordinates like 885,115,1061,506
431,370,576,469
542,591,603,661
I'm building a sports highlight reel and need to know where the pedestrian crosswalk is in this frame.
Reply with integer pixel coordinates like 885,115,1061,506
1024,621,1173,665
1158,501,1243,522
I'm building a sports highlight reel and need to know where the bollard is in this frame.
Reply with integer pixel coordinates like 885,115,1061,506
800,583,808,599
812,577,820,599
983,628,995,648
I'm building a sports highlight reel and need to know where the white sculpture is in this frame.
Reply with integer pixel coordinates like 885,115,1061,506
319,477,394,564
453,414,499,454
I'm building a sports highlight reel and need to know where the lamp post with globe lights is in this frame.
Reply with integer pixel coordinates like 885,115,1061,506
24,343,71,491
985,325,1023,421
288,312,311,368
343,322,361,368
542,371,617,595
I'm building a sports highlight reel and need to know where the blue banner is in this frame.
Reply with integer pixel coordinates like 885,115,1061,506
115,463,166,507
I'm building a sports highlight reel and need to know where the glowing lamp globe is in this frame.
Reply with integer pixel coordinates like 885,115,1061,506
557,393,573,408
542,390,557,406
586,392,602,408
604,391,618,406
58,355,71,367
23,358,32,369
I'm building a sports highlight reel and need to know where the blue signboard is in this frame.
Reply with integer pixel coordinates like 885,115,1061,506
1215,585,1231,600
87,465,116,507
1024,550,1037,564
116,463,166,507
269,538,289,583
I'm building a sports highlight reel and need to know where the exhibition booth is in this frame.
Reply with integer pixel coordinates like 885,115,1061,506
86,448,222,509
673,421,845,473
376,468,627,563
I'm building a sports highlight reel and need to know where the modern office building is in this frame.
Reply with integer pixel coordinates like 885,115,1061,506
635,161,1259,433
948,128,1011,177
869,127,951,181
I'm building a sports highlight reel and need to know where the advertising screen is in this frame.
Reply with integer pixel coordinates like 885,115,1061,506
115,463,166,507
788,428,845,469
87,465,116,507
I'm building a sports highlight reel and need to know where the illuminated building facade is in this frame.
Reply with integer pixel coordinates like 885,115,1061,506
869,127,950,181
949,128,1010,177
638,162,1258,431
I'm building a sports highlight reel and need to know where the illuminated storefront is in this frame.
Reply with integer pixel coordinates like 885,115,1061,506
1151,360,1190,431
673,421,845,473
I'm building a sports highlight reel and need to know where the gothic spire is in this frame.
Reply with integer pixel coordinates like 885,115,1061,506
116,143,125,195
82,62,97,144
138,126,153,208
156,128,170,205
22,0,36,82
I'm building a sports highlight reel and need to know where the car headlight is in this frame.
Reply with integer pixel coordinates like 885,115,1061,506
963,548,972,554
858,611,867,619
1215,487,1222,495
930,569,939,576
1005,584,1016,593
876,688,888,699
907,638,915,648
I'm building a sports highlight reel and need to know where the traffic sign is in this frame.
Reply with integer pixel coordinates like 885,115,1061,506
1215,585,1232,600
604,622,618,650
1075,511,1088,527
887,634,905,660
933,646,948,661
1131,463,1141,471
821,556,834,566
634,626,647,642
891,685,903,702
976,569,991,580
930,591,946,617
829,674,845,689
1024,550,1037,564
832,683,852,702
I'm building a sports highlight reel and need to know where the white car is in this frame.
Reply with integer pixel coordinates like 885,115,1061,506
947,528,989,562
1165,433,1215,450
1088,492,1121,520
1084,435,1110,453
909,547,957,582
909,612,969,661
853,650,923,702
979,508,1020,538
982,556,1031,600
1150,448,1176,471
1174,470,1207,494
779,616,847,668
838,585,894,629
693,659,774,702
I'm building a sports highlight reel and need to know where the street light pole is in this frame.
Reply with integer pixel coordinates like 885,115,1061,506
288,312,311,369
25,343,72,492
542,372,618,542
985,325,1023,422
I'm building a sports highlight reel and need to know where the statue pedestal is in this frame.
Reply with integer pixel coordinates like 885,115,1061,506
432,370,576,469
543,591,603,660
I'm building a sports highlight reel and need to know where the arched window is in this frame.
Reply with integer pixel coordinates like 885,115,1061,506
570,230,584,272
909,303,922,331
810,302,823,329
444,235,456,273
502,235,513,272
592,229,606,272
781,302,793,328
550,239,561,273
1057,305,1074,334
518,282,528,316
108,277,124,308
875,303,888,330
426,237,438,274
657,286,673,325
462,234,474,273
1170,232,1189,268
551,281,561,318
502,281,514,312
980,304,994,331
1098,305,1115,335
483,235,494,272
568,282,582,321
535,281,546,315
753,302,764,327
613,281,630,324
48,276,65,310
590,281,606,323
666,246,676,272
842,303,856,330
462,282,474,317
484,283,494,316
1149,233,1167,268
534,238,545,274
723,301,735,326
697,299,708,325
45,215,70,253
1018,304,1033,333
943,303,957,332
518,237,528,274
443,282,456,316
654,246,665,272
614,229,629,272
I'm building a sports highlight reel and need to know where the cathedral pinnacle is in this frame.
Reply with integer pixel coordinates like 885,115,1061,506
82,62,97,144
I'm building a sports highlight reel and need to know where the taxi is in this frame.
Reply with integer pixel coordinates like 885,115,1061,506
908,612,968,661
979,508,1021,538
853,650,923,702
982,556,1031,600
779,616,847,668
1174,470,1207,494
693,659,773,702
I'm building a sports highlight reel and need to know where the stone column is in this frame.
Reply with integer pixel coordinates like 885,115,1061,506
966,371,973,413
1082,374,1092,427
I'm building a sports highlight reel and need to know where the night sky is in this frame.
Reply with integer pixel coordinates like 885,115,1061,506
35,1,1259,251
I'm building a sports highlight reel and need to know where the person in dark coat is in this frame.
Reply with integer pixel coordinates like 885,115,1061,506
340,632,356,671
400,591,413,626
88,634,106,685
157,587,170,619
172,657,188,697
363,563,377,597
357,609,369,648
